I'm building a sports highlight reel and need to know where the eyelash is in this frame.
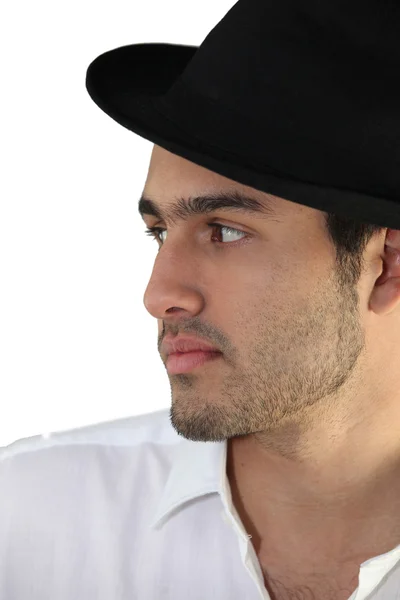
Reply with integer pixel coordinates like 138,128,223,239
144,223,249,247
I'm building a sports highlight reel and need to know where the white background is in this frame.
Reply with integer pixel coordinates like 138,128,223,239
0,0,235,446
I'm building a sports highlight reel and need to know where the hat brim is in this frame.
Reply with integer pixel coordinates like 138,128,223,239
86,43,399,230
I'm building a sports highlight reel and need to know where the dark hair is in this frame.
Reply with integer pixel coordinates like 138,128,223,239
323,212,385,287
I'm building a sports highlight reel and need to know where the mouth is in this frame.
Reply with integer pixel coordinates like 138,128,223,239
166,350,222,374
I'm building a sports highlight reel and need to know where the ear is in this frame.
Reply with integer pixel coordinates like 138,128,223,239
369,230,400,315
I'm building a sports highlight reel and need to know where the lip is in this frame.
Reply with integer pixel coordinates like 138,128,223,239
166,350,222,374
161,335,221,356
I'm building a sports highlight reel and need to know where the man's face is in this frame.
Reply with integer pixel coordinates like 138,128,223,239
141,145,367,444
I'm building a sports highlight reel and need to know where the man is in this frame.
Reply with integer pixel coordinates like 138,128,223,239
141,145,400,599
2,0,400,599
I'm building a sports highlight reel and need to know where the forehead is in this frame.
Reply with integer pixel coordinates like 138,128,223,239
141,146,296,226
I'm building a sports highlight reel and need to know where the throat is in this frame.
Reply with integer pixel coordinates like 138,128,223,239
258,562,361,600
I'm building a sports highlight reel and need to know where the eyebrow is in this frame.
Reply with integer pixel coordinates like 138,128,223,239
138,190,282,226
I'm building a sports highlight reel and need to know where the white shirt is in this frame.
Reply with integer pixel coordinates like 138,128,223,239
1,408,400,600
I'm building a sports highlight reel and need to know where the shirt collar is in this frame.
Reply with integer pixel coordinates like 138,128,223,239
149,435,230,530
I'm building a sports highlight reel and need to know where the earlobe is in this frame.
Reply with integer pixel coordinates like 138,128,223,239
370,277,400,316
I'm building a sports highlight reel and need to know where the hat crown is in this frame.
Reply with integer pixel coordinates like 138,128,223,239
158,0,400,200
183,0,399,105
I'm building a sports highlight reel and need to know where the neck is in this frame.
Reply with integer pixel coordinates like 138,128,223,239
226,420,400,564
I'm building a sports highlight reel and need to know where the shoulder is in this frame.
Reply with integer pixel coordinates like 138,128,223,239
0,407,173,465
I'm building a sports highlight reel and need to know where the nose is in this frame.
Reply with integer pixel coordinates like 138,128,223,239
143,259,206,321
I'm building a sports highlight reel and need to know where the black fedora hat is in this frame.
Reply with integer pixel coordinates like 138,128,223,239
85,0,400,229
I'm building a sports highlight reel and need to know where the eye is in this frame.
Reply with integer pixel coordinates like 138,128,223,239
144,223,249,247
